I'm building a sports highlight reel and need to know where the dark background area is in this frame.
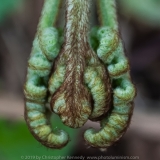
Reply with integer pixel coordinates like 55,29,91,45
0,0,160,160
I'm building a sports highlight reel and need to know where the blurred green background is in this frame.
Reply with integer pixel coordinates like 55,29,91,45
0,0,160,160
0,115,78,160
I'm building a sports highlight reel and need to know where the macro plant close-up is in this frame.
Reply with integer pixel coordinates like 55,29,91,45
0,0,160,160
24,0,136,149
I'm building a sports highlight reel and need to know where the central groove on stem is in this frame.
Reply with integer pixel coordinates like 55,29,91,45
52,0,92,128
49,0,111,128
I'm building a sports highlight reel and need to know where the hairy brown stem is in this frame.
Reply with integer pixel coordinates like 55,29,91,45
51,0,92,128
50,0,111,128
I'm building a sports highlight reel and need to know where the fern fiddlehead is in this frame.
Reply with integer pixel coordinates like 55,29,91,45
24,0,136,149
49,0,111,128
24,0,69,149
84,0,136,148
